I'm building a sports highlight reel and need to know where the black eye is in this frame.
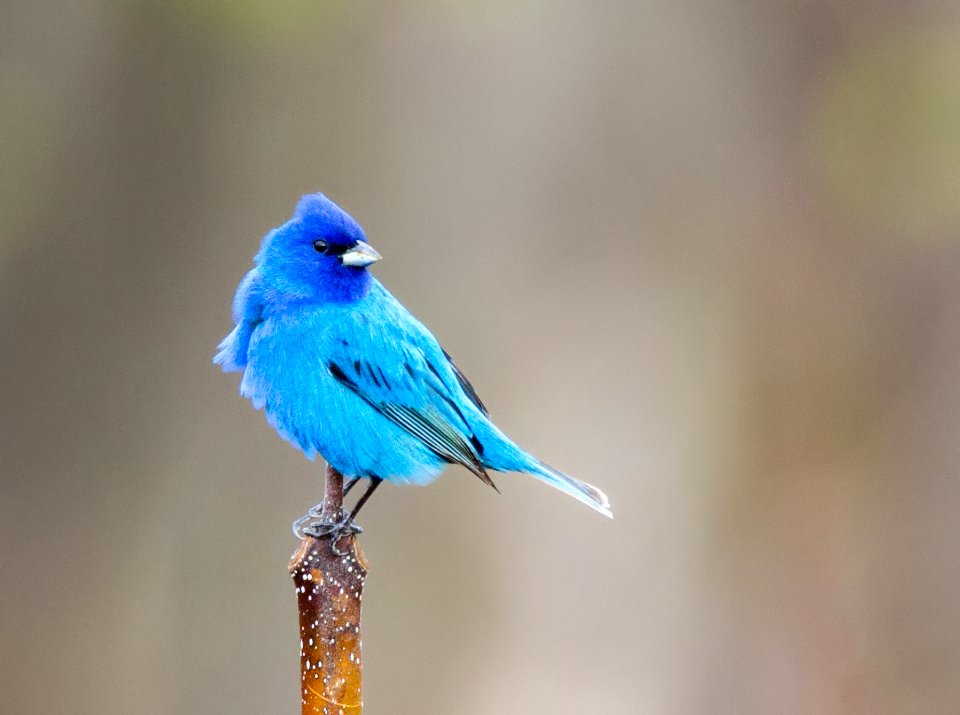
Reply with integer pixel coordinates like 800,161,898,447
313,240,328,253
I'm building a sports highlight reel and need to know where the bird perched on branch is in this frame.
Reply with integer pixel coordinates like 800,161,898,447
215,192,611,533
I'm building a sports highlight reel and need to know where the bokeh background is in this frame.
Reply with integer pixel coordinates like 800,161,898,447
3,1,960,713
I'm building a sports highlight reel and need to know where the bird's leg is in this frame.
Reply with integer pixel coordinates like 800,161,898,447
342,477,359,498
346,477,383,525
314,478,382,555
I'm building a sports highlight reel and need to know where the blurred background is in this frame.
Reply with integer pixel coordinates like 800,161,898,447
2,1,960,713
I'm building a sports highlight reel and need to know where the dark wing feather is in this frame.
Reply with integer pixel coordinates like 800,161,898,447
441,349,488,416
328,360,498,491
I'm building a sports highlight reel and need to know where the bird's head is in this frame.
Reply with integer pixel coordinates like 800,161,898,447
254,192,381,303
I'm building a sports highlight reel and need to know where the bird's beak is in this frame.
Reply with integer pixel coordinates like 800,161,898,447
340,241,382,267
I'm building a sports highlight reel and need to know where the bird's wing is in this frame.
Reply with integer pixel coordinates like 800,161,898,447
441,349,488,416
325,318,497,490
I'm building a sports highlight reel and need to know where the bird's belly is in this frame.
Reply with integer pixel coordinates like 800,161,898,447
242,321,445,485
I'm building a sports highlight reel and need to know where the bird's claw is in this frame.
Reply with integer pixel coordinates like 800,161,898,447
293,512,363,555
303,517,363,539
291,504,325,540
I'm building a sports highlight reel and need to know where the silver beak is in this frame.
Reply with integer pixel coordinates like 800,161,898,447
340,240,382,267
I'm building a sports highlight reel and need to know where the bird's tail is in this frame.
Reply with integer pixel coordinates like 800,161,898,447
526,461,613,518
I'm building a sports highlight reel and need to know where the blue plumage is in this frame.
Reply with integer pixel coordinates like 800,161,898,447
215,192,611,518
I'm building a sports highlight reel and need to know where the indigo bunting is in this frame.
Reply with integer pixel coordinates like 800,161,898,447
215,193,611,529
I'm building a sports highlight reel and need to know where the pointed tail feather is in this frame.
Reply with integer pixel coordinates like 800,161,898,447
528,462,613,518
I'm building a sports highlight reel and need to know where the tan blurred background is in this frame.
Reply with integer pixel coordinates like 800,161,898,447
2,1,960,713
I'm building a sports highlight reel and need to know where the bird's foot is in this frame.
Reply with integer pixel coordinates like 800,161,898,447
291,503,325,540
307,517,363,556
293,509,363,556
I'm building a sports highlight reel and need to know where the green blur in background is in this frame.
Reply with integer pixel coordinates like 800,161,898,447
2,1,960,713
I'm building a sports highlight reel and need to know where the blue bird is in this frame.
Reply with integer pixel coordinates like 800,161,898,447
215,193,611,532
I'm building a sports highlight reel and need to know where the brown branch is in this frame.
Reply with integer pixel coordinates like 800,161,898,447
289,465,367,715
